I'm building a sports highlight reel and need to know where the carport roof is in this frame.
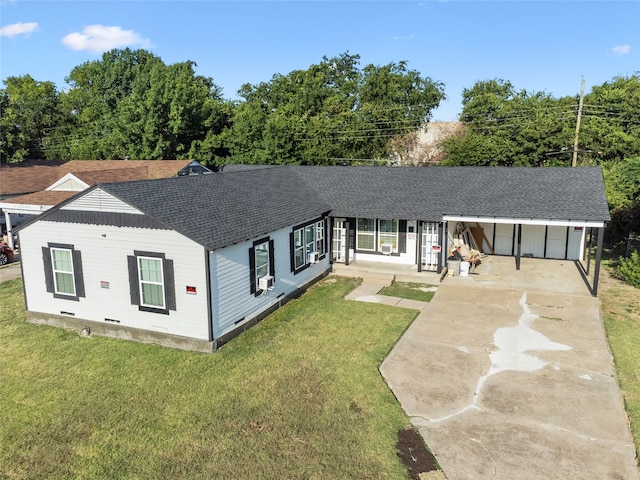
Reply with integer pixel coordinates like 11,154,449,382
294,165,611,223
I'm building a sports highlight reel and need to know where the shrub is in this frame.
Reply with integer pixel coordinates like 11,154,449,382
616,250,640,289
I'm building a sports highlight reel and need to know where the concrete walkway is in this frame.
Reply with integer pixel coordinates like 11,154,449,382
346,256,639,480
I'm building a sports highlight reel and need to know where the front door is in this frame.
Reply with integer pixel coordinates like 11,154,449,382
421,222,440,271
332,218,347,263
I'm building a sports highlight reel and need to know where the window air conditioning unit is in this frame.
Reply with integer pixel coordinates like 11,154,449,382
308,251,319,264
380,244,393,255
258,275,274,291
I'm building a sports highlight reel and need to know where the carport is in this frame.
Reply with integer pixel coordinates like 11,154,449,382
443,215,607,296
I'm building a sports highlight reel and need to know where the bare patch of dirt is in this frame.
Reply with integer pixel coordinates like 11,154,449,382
396,428,440,480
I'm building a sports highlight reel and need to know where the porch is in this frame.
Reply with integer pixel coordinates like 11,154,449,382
331,259,441,286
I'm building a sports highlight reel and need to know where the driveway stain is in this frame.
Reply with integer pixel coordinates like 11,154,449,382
431,292,571,423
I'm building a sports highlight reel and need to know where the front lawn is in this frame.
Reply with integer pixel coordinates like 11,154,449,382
600,257,640,464
379,281,437,303
0,277,418,479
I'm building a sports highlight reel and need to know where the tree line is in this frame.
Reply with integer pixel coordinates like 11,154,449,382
1,48,638,242
0,49,444,166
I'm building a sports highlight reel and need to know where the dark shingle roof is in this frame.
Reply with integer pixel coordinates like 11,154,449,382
295,166,610,222
44,165,609,251
98,166,332,251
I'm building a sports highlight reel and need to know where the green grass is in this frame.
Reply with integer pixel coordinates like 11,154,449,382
0,277,418,480
378,281,437,303
600,257,640,463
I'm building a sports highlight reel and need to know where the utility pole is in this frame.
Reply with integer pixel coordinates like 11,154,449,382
572,77,585,167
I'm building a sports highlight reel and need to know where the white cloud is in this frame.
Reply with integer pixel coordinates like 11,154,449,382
0,21,39,38
61,24,153,53
393,34,416,41
612,44,631,55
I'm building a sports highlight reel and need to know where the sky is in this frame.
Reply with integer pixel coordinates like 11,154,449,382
1,0,639,121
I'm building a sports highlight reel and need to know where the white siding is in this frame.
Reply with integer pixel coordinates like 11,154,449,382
494,223,514,255
211,222,329,338
474,222,584,260
62,188,141,214
20,221,210,340
546,226,568,259
521,225,546,258
51,177,86,192
567,227,586,260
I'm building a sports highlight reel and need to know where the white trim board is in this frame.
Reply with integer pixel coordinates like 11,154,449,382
442,215,605,228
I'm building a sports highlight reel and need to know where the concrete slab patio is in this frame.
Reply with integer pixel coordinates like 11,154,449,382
374,256,639,480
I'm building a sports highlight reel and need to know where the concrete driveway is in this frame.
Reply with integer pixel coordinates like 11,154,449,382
380,256,639,480
0,261,21,283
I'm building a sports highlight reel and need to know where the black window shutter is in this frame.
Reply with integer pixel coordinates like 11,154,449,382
72,249,86,298
127,255,140,305
268,239,275,277
289,232,295,272
249,246,256,294
399,220,407,254
42,246,54,293
163,258,176,311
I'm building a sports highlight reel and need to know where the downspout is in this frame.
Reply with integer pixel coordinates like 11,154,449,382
344,219,350,266
516,224,522,270
328,216,334,265
205,249,214,346
417,221,423,273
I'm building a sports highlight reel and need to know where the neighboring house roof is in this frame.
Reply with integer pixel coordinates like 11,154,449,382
84,166,333,251
0,160,202,216
293,165,611,222
0,160,194,197
24,165,610,251
0,160,67,197
0,191,77,213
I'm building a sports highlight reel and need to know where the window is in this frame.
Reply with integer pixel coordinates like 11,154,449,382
51,248,75,296
290,218,327,273
293,229,305,270
356,218,376,251
128,251,176,314
42,243,85,301
249,237,275,295
138,256,165,308
355,218,406,255
378,219,398,253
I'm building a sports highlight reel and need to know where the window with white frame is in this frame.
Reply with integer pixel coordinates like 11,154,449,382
291,219,326,273
255,240,270,282
293,228,305,270
137,256,165,309
356,218,376,251
51,247,76,296
43,243,85,301
127,251,175,314
315,220,325,256
249,237,274,295
378,219,398,253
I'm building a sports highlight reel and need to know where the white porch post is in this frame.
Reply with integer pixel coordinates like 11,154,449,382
4,210,14,250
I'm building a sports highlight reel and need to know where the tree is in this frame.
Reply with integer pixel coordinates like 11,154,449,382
442,74,640,167
603,156,640,243
59,48,230,163
441,79,576,166
579,74,640,163
0,75,61,162
226,53,445,165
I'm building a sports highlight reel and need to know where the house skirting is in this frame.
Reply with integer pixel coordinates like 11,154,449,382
25,267,332,353
26,311,215,353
